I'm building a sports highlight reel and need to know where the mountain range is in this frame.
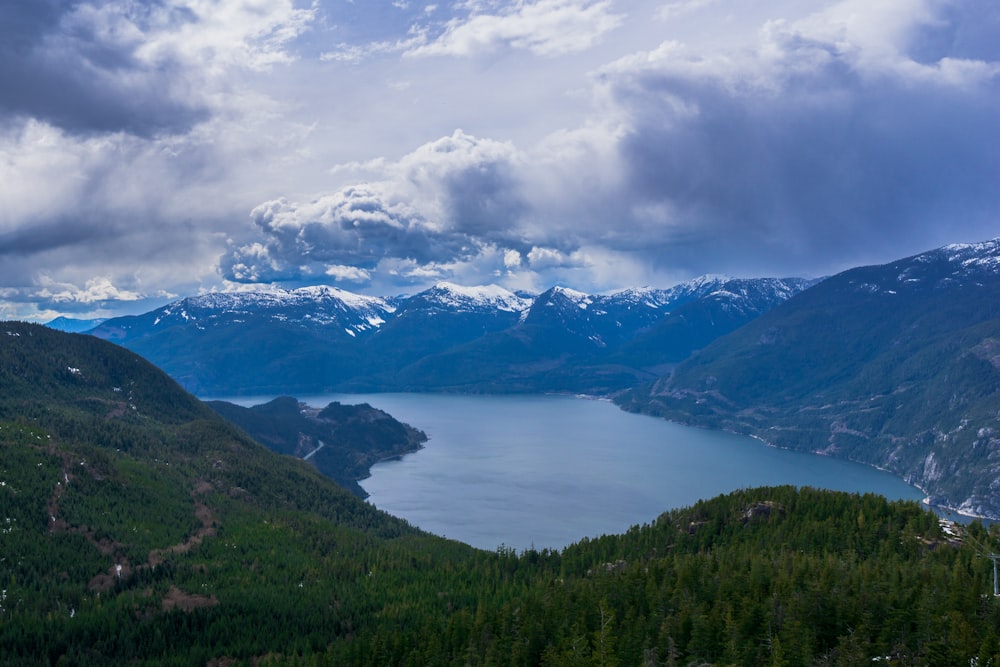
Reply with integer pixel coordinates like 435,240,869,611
616,239,1000,518
88,276,815,396
4,252,1000,662
72,238,1000,518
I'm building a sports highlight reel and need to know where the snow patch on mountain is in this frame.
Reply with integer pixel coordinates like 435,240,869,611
550,286,592,309
883,238,1000,289
423,282,531,313
942,238,1000,266
186,285,394,314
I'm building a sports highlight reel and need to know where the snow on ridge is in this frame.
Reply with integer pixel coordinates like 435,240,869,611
929,238,1000,268
552,285,590,301
291,285,394,312
134,275,816,332
183,285,394,314
551,286,592,305
605,286,672,309
944,239,1000,274
891,239,1000,285
687,273,731,289
427,282,530,312
706,289,744,301
941,238,1000,257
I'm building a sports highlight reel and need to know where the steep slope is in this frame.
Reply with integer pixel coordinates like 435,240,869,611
616,240,1000,517
206,396,427,497
0,321,449,664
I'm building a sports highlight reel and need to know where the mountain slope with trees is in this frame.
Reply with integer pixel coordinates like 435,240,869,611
206,396,427,498
616,239,1000,518
5,321,1000,664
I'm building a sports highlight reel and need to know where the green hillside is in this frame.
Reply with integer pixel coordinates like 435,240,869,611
5,321,1000,665
616,242,1000,519
206,396,427,498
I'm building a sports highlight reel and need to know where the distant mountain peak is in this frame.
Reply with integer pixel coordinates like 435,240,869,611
938,238,1000,272
422,282,530,313
547,286,593,308
44,316,107,333
89,272,816,395
185,285,394,312
688,273,732,288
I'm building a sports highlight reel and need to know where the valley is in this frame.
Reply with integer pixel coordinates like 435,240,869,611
78,239,1000,521
2,235,1000,663
7,0,996,661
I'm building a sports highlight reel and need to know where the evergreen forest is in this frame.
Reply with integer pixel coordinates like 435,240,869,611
3,322,1000,666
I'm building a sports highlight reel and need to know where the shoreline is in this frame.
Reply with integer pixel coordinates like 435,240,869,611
738,426,993,523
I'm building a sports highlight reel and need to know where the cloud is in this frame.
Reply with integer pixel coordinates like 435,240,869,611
526,246,574,269
221,130,532,285
582,0,1000,274
406,0,624,57
4,0,999,321
0,0,314,137
226,0,999,293
34,276,144,304
325,265,372,282
654,0,718,22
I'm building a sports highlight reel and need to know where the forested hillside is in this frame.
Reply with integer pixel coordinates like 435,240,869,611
4,321,1000,665
617,240,1000,519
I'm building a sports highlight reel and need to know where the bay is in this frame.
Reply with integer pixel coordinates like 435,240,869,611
279,393,928,552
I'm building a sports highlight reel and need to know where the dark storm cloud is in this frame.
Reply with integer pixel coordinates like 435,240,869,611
597,10,1000,275
438,159,530,241
0,0,209,136
0,218,118,257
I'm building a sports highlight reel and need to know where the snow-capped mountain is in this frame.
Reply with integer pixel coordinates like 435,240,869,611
404,282,532,314
359,283,533,379
93,286,396,342
75,237,1000,519
89,274,814,396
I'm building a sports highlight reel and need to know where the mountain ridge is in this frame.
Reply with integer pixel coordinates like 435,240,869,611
88,276,813,396
615,238,1000,518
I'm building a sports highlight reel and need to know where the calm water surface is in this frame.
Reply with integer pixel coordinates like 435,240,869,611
259,393,930,552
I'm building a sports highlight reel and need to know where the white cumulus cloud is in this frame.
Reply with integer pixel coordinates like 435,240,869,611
407,0,624,57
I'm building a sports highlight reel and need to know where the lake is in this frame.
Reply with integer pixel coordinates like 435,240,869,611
270,392,930,552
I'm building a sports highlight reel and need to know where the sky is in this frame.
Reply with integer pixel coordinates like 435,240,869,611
0,0,997,322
